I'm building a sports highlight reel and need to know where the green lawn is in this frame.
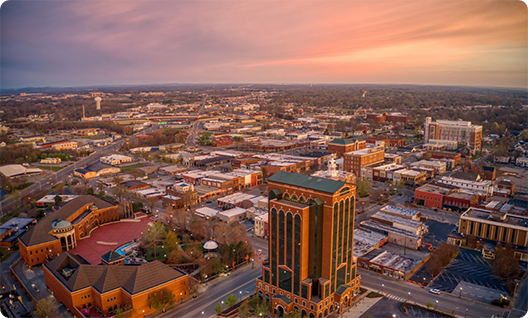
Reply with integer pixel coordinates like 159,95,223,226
145,246,169,261
37,166,64,171
121,163,148,172
1,246,18,263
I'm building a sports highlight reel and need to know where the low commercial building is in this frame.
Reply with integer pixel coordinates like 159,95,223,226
100,155,132,165
448,208,528,261
217,193,258,210
353,228,387,258
36,195,79,207
37,140,78,151
0,217,36,247
496,179,515,197
364,163,405,182
158,165,187,175
254,213,269,238
19,135,46,143
43,252,189,317
194,207,220,219
410,160,447,174
360,219,423,250
428,151,462,165
74,162,121,179
438,176,494,197
393,169,427,187
370,212,427,236
379,205,421,221
41,157,61,164
194,155,233,168
18,196,119,268
443,191,479,212
218,207,246,224
0,164,43,180
358,244,430,280
365,137,406,148
414,183,453,209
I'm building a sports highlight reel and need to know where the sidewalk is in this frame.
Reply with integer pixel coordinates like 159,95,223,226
329,289,383,318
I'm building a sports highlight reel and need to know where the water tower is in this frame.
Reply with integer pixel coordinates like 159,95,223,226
95,97,102,110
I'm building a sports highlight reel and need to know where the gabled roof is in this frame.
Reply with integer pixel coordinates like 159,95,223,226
329,138,360,145
44,253,187,294
268,170,347,194
19,196,115,247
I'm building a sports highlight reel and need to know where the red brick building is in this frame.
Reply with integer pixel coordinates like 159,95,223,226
18,196,119,268
443,192,479,212
44,253,189,317
429,151,462,165
327,138,366,158
414,184,453,209
365,137,406,147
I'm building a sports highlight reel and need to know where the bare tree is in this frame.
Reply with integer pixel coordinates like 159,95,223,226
34,297,60,318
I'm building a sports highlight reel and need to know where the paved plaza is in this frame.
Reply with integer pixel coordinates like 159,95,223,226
69,213,152,264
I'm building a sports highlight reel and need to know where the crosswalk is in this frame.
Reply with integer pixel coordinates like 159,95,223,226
385,294,407,302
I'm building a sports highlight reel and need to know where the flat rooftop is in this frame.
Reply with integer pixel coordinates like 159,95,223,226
360,220,421,240
416,183,452,195
353,228,387,258
380,205,420,218
462,207,528,230
360,243,430,274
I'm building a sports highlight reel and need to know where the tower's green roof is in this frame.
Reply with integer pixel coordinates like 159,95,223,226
328,138,360,145
268,171,346,194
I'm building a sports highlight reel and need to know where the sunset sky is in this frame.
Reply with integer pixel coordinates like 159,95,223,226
1,0,526,89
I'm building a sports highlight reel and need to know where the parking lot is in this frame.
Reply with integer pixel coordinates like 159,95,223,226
423,220,457,247
431,249,509,293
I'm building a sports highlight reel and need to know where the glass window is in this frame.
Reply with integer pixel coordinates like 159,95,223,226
279,210,285,265
291,195,298,202
287,213,293,269
271,208,277,286
294,214,301,296
279,269,292,293
284,193,290,200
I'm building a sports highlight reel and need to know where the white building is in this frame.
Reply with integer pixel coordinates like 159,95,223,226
254,213,269,238
438,176,494,197
40,157,61,164
424,117,482,150
100,155,132,165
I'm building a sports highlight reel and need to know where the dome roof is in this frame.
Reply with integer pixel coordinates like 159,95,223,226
51,219,72,230
203,241,218,250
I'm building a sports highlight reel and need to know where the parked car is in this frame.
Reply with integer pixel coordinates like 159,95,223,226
31,284,40,292
429,288,441,294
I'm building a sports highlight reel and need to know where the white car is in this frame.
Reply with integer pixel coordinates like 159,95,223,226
429,288,441,294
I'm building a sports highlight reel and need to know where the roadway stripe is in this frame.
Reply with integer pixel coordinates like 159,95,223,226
190,278,257,317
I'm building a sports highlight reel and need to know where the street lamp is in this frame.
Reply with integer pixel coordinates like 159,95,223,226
180,292,183,303
459,287,463,298
407,291,410,302
239,291,242,301
465,309,468,318
435,300,438,309
202,311,204,318
381,283,384,293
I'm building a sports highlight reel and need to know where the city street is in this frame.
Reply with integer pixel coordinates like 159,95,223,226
358,268,506,318
158,267,262,318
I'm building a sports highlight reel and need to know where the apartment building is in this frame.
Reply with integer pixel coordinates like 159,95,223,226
438,176,494,197
424,118,482,150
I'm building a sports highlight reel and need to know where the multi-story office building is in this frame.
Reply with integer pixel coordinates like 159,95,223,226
343,146,385,178
424,118,482,150
327,138,366,158
256,171,360,318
